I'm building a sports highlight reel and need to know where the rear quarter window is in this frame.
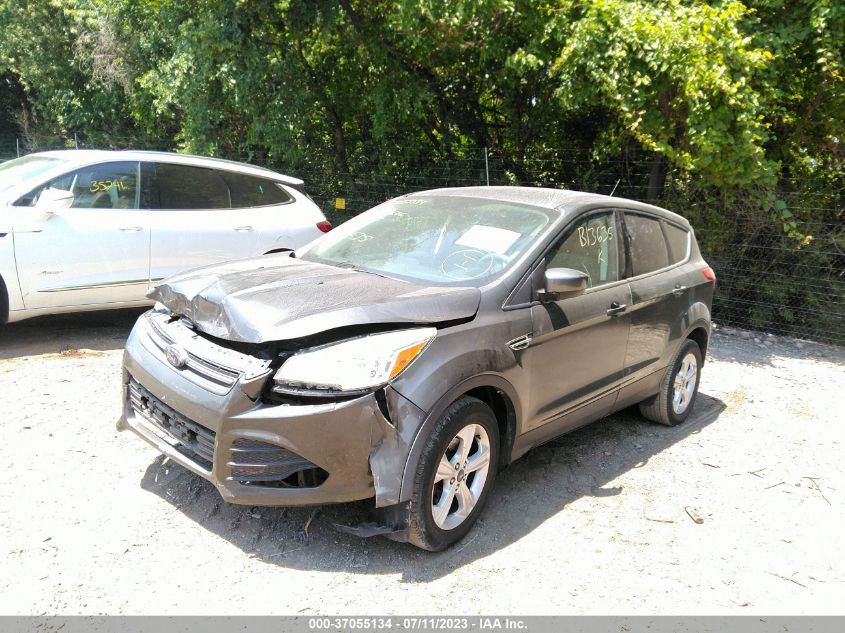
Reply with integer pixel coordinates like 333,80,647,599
664,222,690,264
624,213,669,276
221,172,292,208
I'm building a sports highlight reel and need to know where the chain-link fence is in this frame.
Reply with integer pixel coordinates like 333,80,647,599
3,135,843,346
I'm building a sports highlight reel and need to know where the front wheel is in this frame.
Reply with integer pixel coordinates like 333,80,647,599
639,338,703,426
408,396,499,551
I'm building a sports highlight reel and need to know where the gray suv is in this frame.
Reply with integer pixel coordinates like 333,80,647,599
118,187,715,550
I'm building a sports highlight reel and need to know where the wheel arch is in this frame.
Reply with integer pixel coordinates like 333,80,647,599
0,273,8,325
398,373,521,503
682,300,711,360
686,323,710,360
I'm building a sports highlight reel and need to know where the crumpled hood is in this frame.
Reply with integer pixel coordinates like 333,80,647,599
148,254,481,344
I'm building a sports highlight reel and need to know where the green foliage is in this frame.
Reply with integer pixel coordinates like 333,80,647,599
548,0,777,188
0,0,141,144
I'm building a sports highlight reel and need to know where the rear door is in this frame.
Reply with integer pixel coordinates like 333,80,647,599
12,160,150,309
620,211,690,383
523,210,631,434
146,162,260,283
220,170,318,252
146,163,315,283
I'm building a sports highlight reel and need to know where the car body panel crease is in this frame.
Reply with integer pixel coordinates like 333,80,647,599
149,254,482,344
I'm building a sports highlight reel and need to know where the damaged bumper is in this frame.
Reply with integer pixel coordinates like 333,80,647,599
117,312,423,508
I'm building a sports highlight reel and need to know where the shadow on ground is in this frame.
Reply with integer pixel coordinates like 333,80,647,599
140,392,727,582
0,308,145,359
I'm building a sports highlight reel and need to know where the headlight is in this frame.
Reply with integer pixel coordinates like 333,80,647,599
273,328,436,393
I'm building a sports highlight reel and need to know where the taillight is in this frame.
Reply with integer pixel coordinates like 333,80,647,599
316,220,333,233
702,266,716,284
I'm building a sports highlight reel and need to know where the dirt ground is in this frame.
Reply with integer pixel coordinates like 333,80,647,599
0,309,843,615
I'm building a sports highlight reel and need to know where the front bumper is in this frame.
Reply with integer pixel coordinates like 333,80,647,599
117,314,388,506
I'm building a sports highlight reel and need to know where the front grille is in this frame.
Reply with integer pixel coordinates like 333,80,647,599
227,439,328,488
141,311,272,395
146,315,240,390
128,377,216,470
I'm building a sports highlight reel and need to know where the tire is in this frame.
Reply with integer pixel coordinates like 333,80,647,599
408,396,499,551
639,338,703,426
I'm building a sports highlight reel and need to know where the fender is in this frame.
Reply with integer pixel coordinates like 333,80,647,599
397,372,523,504
683,300,711,328
682,301,712,354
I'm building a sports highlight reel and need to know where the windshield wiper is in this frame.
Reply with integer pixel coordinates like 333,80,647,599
333,261,396,280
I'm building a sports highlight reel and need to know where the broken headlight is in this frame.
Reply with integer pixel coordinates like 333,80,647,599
273,328,436,393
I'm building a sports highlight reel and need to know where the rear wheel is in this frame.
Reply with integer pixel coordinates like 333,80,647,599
408,396,499,551
639,338,702,426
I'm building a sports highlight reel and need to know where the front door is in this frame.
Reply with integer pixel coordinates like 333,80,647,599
13,161,150,309
523,210,631,434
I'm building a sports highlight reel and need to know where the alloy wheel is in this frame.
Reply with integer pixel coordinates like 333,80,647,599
430,423,491,530
672,352,698,414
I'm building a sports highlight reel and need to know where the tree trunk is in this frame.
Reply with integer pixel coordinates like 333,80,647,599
646,152,668,202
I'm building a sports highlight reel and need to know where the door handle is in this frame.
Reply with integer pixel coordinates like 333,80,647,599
672,285,687,296
119,226,142,232
233,225,253,231
606,302,628,316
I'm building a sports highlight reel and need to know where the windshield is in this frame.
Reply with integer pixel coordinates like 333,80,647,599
0,156,65,196
301,196,554,286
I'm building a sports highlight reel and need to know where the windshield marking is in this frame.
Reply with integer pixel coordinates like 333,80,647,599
456,224,521,253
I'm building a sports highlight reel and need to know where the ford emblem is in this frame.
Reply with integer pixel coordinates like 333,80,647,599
165,344,189,369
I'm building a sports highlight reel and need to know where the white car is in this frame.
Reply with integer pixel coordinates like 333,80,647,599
0,150,332,324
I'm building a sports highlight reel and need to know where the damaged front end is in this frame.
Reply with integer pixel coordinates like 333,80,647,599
120,312,447,542
118,255,483,540
146,253,480,344
249,321,436,540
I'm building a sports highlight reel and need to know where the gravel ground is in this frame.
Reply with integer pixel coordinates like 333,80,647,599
1,310,843,615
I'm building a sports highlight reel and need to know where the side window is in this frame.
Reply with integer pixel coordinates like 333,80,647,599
150,163,230,209
221,172,292,208
545,211,620,289
15,161,139,209
625,213,669,276
664,222,690,264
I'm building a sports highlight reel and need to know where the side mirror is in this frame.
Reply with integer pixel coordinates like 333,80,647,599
539,267,589,302
34,188,75,216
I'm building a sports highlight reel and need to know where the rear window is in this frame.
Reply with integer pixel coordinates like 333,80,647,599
664,222,690,264
222,172,292,207
625,213,669,276
150,163,229,209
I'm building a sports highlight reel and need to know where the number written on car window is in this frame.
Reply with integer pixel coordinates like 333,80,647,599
577,224,614,248
90,180,131,193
